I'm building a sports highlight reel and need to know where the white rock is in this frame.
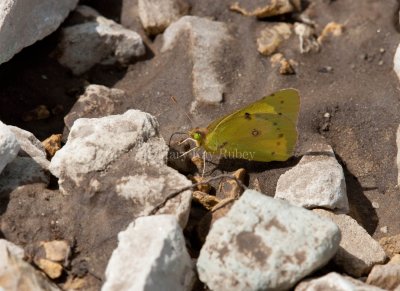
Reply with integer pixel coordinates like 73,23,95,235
0,0,78,64
50,109,192,227
50,109,160,181
138,0,188,35
57,6,145,75
8,126,49,169
162,16,232,110
0,121,20,174
197,189,341,291
0,239,60,291
314,209,387,277
394,44,400,82
275,145,349,214
397,124,400,185
102,215,195,291
295,272,386,291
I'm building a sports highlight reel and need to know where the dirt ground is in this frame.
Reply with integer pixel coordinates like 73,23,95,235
1,0,400,289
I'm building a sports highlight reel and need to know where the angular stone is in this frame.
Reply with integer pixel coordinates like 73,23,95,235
162,16,233,109
57,6,145,75
275,145,349,213
380,233,400,258
366,263,400,290
50,109,191,227
257,23,292,56
0,121,19,174
102,215,195,291
296,272,386,291
197,189,340,291
230,0,298,18
138,0,189,35
0,0,78,64
0,239,60,290
314,209,387,277
64,84,128,131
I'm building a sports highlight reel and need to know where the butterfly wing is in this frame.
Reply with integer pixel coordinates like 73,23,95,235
206,88,299,132
203,89,299,162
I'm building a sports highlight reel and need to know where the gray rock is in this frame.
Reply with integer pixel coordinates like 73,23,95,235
197,189,341,291
0,0,78,64
314,209,387,277
275,145,349,214
57,6,145,75
138,0,189,35
161,16,233,110
50,109,191,227
64,84,128,131
0,121,19,174
8,126,49,169
102,215,195,291
0,239,61,291
295,272,386,291
0,126,50,194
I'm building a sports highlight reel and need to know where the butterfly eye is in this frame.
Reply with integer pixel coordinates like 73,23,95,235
193,132,202,140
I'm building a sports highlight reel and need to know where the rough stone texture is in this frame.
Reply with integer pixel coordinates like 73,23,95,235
366,263,400,290
161,16,233,110
50,109,192,227
9,126,49,169
314,209,387,277
0,0,79,64
295,272,386,291
230,0,299,18
138,0,189,35
0,239,60,290
394,44,400,83
102,215,195,291
275,145,349,214
0,126,50,195
397,124,400,186
64,84,128,132
257,23,292,56
380,234,400,258
57,5,145,75
0,121,19,174
197,189,340,291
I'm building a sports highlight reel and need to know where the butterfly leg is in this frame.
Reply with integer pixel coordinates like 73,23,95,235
178,146,199,158
201,150,206,177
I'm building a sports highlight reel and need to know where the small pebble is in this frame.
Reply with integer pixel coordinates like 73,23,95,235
380,226,388,234
378,60,384,66
323,112,331,118
372,201,380,209
379,48,385,54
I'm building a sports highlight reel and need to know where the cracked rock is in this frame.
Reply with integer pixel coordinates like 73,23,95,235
197,189,340,291
102,215,195,291
275,144,349,214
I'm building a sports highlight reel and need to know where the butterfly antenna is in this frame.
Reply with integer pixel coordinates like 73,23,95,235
168,131,188,147
170,95,193,123
178,137,196,146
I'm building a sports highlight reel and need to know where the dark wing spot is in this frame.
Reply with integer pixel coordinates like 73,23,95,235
252,129,260,136
273,122,278,126
270,93,275,97
271,152,275,155
244,112,251,120
217,141,228,150
277,128,281,131
278,112,282,115
278,133,284,138
280,100,284,104
276,141,281,146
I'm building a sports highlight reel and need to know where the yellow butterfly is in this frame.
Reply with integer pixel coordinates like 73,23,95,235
186,88,300,162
